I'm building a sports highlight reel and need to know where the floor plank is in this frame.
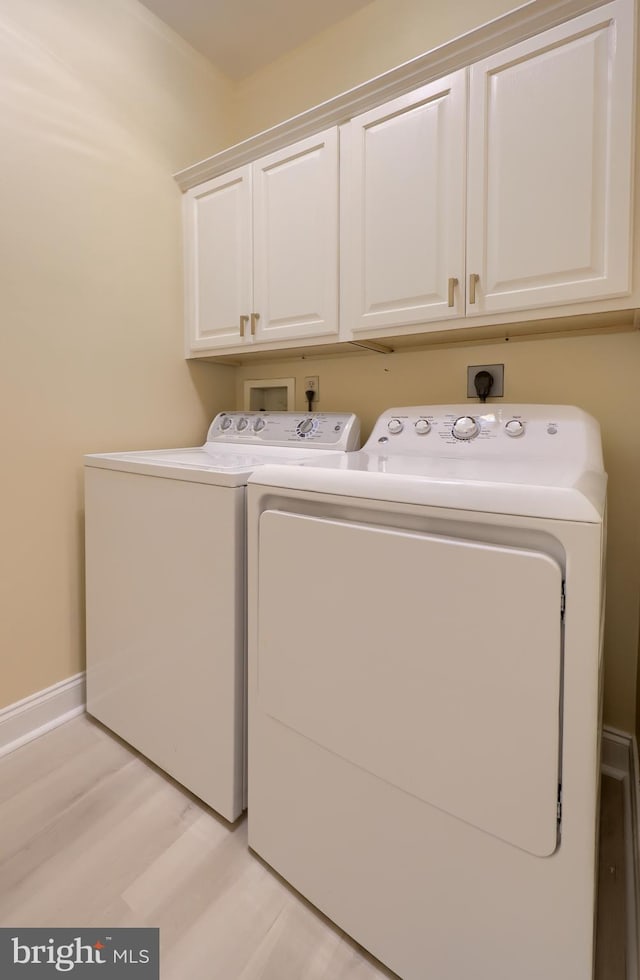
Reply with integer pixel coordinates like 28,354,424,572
0,716,629,979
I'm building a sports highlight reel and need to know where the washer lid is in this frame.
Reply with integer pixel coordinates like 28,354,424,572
83,411,360,486
83,443,352,487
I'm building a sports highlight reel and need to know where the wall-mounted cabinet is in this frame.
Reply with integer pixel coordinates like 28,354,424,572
465,1,633,317
180,0,635,360
340,72,467,334
342,0,634,343
184,129,339,354
184,167,252,351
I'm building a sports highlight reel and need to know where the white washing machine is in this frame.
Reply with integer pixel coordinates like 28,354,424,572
84,411,359,823
246,404,606,980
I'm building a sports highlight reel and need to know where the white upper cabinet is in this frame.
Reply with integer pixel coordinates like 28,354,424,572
252,130,339,344
181,0,635,357
466,0,634,316
342,0,633,342
184,129,339,353
184,167,252,353
341,72,467,337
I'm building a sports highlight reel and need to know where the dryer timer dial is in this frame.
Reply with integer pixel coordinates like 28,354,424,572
452,416,479,440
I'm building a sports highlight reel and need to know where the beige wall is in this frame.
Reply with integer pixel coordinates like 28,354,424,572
231,0,519,142
0,0,236,708
235,332,640,733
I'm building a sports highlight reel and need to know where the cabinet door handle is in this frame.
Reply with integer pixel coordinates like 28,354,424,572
250,312,260,336
469,273,480,305
448,277,458,308
239,315,249,337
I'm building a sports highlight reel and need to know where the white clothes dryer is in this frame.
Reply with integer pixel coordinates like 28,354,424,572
246,404,606,980
84,411,359,823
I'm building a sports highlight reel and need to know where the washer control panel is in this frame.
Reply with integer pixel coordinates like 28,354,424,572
206,412,360,451
366,405,599,460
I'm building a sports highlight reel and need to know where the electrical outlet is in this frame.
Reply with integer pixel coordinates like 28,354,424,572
303,376,319,401
466,363,504,399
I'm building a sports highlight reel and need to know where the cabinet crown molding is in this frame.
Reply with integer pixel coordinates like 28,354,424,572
174,0,612,191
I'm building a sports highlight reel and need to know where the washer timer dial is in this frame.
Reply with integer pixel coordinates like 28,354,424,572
452,416,479,440
296,417,317,437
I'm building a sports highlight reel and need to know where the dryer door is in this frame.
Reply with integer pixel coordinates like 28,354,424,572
257,511,563,857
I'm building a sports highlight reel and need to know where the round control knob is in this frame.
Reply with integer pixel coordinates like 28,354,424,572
452,416,479,441
388,418,404,434
253,417,266,432
505,419,525,438
414,419,431,435
297,418,315,435
220,416,233,431
236,417,249,432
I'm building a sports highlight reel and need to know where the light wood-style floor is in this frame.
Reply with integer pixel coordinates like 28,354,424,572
0,715,628,980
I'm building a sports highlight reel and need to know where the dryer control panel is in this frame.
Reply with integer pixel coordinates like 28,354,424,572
207,412,360,451
368,404,602,466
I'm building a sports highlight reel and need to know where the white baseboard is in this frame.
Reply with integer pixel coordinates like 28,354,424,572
0,673,85,759
602,726,640,980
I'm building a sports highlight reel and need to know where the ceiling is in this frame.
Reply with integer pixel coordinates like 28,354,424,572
138,0,375,80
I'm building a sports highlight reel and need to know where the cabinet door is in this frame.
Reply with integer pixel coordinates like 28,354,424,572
183,166,252,352
341,72,467,338
252,129,339,343
466,0,634,316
